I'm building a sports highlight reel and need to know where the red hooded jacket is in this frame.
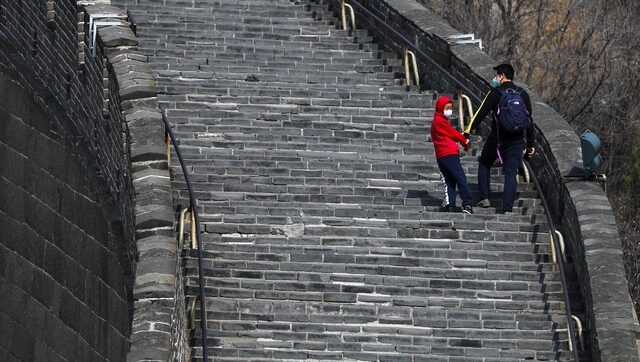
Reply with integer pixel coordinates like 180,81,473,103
430,96,468,159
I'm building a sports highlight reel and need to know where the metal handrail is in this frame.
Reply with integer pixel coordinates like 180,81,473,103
521,160,530,183
178,208,189,250
403,47,419,86
341,0,355,30
555,229,567,263
161,109,208,360
523,159,580,361
570,315,584,352
457,92,474,131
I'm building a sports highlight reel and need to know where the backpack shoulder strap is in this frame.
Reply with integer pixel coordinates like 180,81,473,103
508,86,523,95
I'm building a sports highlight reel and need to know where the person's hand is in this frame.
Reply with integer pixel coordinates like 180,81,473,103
463,138,470,152
463,132,470,139
525,147,536,158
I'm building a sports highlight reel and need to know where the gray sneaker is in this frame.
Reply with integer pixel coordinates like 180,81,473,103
476,199,490,208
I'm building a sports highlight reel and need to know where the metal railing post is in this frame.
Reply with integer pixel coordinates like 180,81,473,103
457,92,473,131
178,208,189,250
403,46,411,86
341,0,355,30
408,50,419,85
190,210,197,250
569,315,584,352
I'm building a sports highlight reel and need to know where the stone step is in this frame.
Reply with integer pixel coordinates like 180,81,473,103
132,13,332,26
161,103,431,124
155,78,403,93
193,225,551,250
138,34,382,57
169,147,529,178
174,163,535,185
126,0,325,10
193,206,547,228
194,256,562,278
195,60,393,73
187,193,545,216
177,173,539,193
196,230,555,253
170,151,531,178
185,277,569,317
160,88,429,105
126,1,332,14
172,142,427,157
168,111,429,124
134,22,364,40
190,265,568,292
170,62,398,76
149,48,393,67
162,95,427,112
157,87,418,102
171,134,429,149
168,127,445,149
142,41,396,59
169,126,433,142
147,51,398,66
191,201,543,219
157,77,414,93
137,31,377,50
188,324,571,361
190,236,559,262
175,180,540,207
187,278,569,310
191,202,545,222
152,70,401,88
155,64,398,81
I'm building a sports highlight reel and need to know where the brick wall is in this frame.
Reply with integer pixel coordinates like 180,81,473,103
0,0,183,360
322,0,640,360
0,69,130,360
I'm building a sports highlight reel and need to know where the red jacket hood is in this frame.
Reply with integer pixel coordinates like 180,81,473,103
435,95,453,115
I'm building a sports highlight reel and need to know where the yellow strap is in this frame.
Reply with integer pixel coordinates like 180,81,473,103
464,92,491,134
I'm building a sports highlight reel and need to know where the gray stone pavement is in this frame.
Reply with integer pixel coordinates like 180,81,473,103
113,0,578,360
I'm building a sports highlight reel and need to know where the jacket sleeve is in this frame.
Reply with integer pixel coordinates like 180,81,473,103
440,118,467,145
522,91,535,148
465,88,500,134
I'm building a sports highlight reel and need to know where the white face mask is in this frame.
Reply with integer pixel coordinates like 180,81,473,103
443,109,453,117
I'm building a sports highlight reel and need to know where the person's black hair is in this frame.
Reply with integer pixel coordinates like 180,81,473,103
493,63,514,80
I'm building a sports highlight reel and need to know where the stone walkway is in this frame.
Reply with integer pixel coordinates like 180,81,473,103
113,0,577,360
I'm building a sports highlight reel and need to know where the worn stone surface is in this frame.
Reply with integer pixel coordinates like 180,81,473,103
3,0,638,360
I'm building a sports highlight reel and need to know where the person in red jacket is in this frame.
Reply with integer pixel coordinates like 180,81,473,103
431,96,474,214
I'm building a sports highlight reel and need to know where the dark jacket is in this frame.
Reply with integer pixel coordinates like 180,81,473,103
465,81,535,148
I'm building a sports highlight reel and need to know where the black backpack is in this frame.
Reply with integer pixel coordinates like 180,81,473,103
495,87,530,133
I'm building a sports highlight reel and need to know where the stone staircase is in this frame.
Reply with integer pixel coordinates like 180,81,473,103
115,0,584,360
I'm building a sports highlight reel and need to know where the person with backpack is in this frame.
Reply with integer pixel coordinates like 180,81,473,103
463,63,536,214
431,95,474,214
